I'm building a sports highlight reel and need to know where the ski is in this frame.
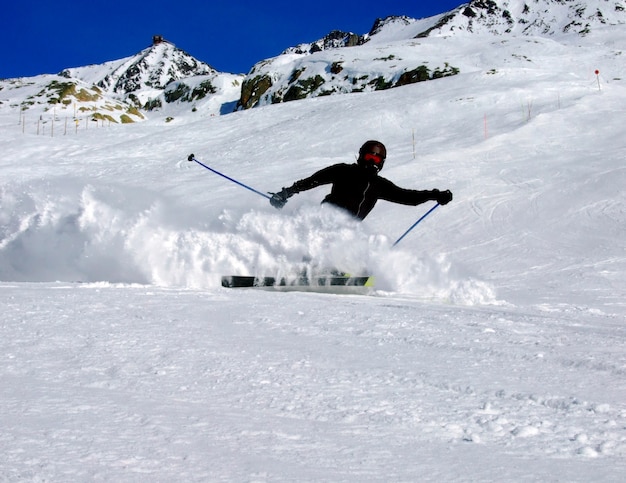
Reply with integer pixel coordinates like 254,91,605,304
221,275,374,293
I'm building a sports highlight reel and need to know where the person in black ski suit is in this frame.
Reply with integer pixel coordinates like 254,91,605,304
269,140,453,220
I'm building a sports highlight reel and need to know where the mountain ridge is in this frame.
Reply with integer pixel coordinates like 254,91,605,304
431,0,626,37
238,0,624,108
1,0,624,123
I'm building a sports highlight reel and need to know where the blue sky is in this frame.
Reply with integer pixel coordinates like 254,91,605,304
1,0,465,78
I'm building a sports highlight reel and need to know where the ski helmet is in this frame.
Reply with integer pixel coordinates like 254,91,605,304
358,140,386,172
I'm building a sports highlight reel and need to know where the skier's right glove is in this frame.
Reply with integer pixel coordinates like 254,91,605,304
269,187,294,209
433,189,453,205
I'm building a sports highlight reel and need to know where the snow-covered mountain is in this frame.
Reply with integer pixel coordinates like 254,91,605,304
423,0,626,36
59,36,244,115
1,0,625,121
62,36,216,96
237,14,459,109
238,0,626,108
0,36,244,124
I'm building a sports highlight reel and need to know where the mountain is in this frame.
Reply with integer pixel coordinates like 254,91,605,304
61,36,217,96
237,0,626,109
1,0,625,122
237,15,458,109
59,35,243,115
0,36,244,125
422,0,626,36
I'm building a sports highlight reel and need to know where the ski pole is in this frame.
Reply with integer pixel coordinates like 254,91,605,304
392,203,440,247
188,153,271,200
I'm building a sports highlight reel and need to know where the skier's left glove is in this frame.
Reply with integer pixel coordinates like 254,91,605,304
269,187,294,209
433,189,453,205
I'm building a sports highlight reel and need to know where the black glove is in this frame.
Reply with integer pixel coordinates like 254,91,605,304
433,189,453,205
269,187,294,209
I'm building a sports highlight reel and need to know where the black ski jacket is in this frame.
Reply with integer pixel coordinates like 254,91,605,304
289,163,437,220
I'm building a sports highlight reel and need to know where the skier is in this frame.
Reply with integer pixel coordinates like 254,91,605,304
269,140,453,220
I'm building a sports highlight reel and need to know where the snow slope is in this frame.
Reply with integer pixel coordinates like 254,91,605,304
1,25,625,483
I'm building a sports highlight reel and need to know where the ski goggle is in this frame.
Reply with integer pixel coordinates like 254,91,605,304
364,152,385,164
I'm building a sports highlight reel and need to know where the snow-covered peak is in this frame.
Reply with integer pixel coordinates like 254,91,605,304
420,0,626,37
62,37,217,97
281,30,365,56
278,1,626,56
0,36,242,125
279,15,444,56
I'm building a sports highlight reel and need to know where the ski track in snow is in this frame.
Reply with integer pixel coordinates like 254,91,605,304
2,284,626,481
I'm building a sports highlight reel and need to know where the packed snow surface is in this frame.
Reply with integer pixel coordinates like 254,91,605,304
1,28,625,481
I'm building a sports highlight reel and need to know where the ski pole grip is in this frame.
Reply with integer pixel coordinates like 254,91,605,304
187,153,195,161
